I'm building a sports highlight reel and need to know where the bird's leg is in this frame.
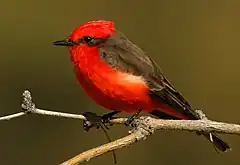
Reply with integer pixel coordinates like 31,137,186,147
82,111,120,131
125,109,142,126
102,111,121,128
102,111,121,121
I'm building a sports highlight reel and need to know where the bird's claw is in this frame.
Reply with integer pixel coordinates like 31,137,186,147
125,109,142,126
82,112,102,131
81,112,114,131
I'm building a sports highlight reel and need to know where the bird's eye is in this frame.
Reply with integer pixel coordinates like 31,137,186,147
80,36,107,46
82,36,94,44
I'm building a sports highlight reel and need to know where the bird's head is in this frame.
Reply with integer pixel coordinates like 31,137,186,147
53,20,115,47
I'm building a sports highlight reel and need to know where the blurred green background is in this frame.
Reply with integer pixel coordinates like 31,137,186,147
0,0,239,164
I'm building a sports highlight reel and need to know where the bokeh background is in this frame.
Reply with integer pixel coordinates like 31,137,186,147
1,0,240,164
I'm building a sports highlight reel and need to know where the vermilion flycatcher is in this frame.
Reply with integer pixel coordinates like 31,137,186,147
53,20,230,152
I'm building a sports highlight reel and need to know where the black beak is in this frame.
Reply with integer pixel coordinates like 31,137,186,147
52,39,75,46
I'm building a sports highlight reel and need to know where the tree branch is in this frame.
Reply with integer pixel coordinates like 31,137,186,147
61,116,240,165
60,133,138,165
0,90,86,121
1,90,239,164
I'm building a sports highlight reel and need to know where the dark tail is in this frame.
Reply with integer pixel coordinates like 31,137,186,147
202,133,231,152
150,110,231,152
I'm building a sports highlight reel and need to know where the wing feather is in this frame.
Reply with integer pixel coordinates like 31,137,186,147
98,31,197,119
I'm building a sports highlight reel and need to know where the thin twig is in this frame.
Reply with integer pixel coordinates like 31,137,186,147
0,111,28,121
0,90,86,121
99,123,117,164
0,105,87,121
30,108,86,120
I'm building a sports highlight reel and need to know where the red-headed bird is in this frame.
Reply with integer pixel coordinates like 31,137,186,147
53,20,230,152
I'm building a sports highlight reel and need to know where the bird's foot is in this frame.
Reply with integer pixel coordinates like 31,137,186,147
125,109,142,126
82,111,120,131
81,112,102,131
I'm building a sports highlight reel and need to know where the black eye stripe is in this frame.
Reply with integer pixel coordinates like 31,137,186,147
77,36,107,46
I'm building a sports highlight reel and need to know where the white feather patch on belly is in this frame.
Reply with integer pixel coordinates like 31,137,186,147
119,72,146,84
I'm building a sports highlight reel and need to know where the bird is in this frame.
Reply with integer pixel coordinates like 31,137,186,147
53,20,230,152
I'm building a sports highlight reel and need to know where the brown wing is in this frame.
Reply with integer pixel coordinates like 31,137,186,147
98,31,197,119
